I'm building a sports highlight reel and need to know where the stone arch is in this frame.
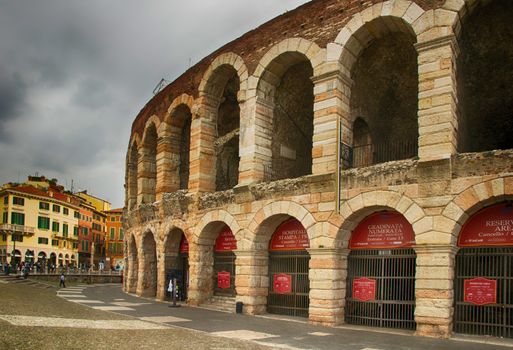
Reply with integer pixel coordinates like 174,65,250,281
331,1,424,75
164,94,195,124
442,177,513,245
199,52,248,98
137,228,158,297
338,191,425,247
195,210,242,243
126,137,140,210
138,117,159,204
247,201,316,250
127,232,139,293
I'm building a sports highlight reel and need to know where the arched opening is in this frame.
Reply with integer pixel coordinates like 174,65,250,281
166,105,192,190
163,228,189,302
258,53,314,182
213,224,237,297
267,218,310,317
49,252,56,266
141,123,157,204
127,141,139,210
215,68,240,191
58,253,63,267
127,234,138,293
454,202,513,338
349,20,418,167
140,231,157,297
352,117,373,167
457,0,513,153
65,254,70,266
25,249,34,264
345,211,416,330
11,249,21,265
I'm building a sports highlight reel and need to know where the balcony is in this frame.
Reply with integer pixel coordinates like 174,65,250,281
0,224,35,236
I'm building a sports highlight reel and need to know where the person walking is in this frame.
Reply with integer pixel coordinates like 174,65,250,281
59,273,66,288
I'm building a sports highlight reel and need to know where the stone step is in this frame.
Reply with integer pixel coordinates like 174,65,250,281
200,295,237,313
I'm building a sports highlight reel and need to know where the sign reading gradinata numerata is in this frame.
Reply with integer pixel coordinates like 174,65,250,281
349,211,415,249
215,226,237,252
464,277,497,305
217,271,230,289
352,277,376,301
458,204,513,247
269,219,309,251
273,273,292,294
179,236,189,253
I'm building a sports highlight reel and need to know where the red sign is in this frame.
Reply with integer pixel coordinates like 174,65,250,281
217,271,230,289
459,204,513,247
179,235,189,253
349,211,415,249
215,226,237,252
352,277,376,301
273,273,292,294
269,219,309,251
464,277,497,305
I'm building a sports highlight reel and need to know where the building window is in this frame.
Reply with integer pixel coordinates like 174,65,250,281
110,228,115,240
1,234,6,241
11,212,25,225
119,229,124,240
74,211,80,219
52,204,60,213
3,196,7,205
2,212,7,224
82,227,88,235
38,216,50,230
72,242,78,249
12,197,24,206
38,237,49,245
63,208,69,215
52,221,59,233
63,224,68,237
73,226,78,236
39,202,50,210
52,239,59,246
12,234,23,242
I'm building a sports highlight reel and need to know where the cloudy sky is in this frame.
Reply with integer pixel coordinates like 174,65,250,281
0,0,309,208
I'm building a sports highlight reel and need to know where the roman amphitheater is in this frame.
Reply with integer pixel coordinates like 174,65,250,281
123,0,513,339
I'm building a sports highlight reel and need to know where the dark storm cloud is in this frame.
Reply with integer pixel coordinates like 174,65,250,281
0,66,27,139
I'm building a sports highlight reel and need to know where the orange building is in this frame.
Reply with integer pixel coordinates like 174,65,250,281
105,208,123,269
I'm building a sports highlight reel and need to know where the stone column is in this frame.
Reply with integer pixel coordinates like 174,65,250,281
238,94,274,185
311,68,352,175
307,248,347,326
156,249,175,301
137,147,156,205
415,35,459,161
234,250,269,314
187,243,214,305
414,244,457,338
155,133,176,201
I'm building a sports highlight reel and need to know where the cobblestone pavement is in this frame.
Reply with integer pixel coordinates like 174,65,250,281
75,284,513,350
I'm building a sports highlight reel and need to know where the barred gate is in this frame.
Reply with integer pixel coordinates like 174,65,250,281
454,247,513,337
268,250,310,317
213,251,236,296
179,253,189,301
345,248,416,330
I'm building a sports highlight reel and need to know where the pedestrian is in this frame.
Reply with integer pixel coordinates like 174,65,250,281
59,273,66,288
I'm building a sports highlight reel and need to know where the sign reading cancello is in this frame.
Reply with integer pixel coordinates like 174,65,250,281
215,226,237,252
179,236,189,253
458,203,513,247
349,211,415,249
269,219,310,251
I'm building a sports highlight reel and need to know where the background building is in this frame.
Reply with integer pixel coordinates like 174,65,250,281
105,208,124,269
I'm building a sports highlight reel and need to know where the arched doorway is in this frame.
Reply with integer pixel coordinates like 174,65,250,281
11,249,21,265
213,225,237,296
163,229,189,302
345,211,416,330
25,249,34,264
454,202,513,338
139,231,157,297
267,218,310,317
58,253,63,267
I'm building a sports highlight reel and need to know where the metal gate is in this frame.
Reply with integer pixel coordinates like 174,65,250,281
268,250,310,317
454,247,513,337
213,251,236,296
345,248,416,330
179,253,189,301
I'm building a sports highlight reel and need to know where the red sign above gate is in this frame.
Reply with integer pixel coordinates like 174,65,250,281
349,212,415,249
179,235,189,253
215,226,237,252
217,271,231,289
458,204,513,247
464,277,497,305
273,273,292,294
352,277,376,301
269,219,309,251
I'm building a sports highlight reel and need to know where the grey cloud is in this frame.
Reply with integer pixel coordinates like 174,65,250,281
0,67,27,139
71,78,111,110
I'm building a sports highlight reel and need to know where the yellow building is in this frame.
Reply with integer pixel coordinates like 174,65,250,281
76,191,111,212
105,208,124,269
0,176,80,268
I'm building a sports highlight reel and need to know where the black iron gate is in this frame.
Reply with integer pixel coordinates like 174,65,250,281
179,253,189,301
213,251,236,296
268,250,310,317
345,248,416,330
454,247,513,337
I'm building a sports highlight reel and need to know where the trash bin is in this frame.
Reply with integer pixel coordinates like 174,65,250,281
235,301,243,314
